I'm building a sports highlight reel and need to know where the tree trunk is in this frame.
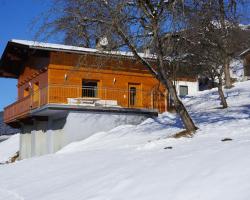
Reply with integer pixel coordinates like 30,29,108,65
218,1,233,89
164,79,197,133
116,17,197,133
224,57,233,89
218,76,228,108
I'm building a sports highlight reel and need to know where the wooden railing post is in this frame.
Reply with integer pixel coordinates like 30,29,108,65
38,89,41,107
3,84,162,123
78,86,80,98
30,92,32,110
140,89,143,108
47,85,50,104
164,90,167,112
151,90,154,110
105,88,107,107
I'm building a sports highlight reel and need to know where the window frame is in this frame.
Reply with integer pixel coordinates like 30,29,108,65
179,85,188,97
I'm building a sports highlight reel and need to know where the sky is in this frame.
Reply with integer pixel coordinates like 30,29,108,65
0,0,50,111
0,1,249,111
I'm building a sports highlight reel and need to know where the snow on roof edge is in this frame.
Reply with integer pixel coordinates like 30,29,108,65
10,39,156,59
239,48,250,57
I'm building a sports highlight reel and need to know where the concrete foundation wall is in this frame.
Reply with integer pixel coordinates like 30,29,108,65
175,80,199,96
20,133,32,159
19,111,149,159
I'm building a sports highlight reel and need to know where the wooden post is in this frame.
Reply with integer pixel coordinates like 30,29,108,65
164,90,167,112
105,88,107,107
151,90,154,110
38,89,41,107
140,89,143,108
47,85,50,104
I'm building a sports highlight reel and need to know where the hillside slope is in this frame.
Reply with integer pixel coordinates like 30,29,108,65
0,134,19,163
0,81,250,200
0,112,19,136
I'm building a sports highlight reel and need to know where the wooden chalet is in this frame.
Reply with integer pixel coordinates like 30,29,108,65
0,40,168,127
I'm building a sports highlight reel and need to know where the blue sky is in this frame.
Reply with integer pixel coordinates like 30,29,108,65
0,1,249,111
0,0,50,111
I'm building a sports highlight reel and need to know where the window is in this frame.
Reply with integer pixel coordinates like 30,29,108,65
128,83,141,107
179,85,188,96
24,87,29,97
33,82,39,92
82,80,98,98
129,87,136,106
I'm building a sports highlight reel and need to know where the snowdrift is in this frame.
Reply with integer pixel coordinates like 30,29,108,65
0,134,19,163
0,81,250,200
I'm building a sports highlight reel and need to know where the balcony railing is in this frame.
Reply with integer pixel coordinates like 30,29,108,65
4,86,48,123
4,85,166,123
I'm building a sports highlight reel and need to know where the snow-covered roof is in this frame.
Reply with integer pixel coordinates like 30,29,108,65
10,39,156,59
239,24,250,30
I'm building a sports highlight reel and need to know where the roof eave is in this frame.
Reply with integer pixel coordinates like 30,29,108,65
9,39,157,61
0,41,29,78
27,45,157,61
0,71,18,79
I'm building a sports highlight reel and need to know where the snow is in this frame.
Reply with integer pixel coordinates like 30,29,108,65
239,48,250,57
10,39,156,59
0,134,19,163
239,24,250,31
212,59,244,82
230,59,244,81
0,81,250,199
0,135,10,142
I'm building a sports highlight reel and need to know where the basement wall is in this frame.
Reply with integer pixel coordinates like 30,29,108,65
19,111,150,159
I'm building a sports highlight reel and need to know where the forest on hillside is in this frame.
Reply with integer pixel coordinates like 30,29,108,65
0,112,19,135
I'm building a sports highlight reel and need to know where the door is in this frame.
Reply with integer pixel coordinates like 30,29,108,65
128,83,142,108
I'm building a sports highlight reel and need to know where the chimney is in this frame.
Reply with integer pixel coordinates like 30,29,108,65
96,36,109,51
143,48,151,56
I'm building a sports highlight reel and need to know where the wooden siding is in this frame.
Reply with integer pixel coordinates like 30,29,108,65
17,56,49,99
4,51,167,124
18,69,48,99
49,52,152,74
244,53,250,77
47,66,166,110
48,52,167,111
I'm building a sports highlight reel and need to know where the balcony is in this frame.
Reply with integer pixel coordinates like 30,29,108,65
4,85,166,124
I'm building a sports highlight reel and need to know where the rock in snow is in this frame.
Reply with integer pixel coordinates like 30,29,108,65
0,81,250,200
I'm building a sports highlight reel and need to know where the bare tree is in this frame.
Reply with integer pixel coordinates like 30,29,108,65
206,0,249,88
198,52,229,109
37,0,198,133
177,0,250,108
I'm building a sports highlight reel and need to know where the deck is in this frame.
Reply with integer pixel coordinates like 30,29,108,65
4,85,166,124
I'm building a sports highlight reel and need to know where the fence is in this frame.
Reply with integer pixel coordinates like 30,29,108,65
4,84,166,123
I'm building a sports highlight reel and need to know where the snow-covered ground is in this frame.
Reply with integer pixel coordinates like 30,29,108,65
0,134,19,164
230,59,245,81
0,135,10,142
0,81,250,200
